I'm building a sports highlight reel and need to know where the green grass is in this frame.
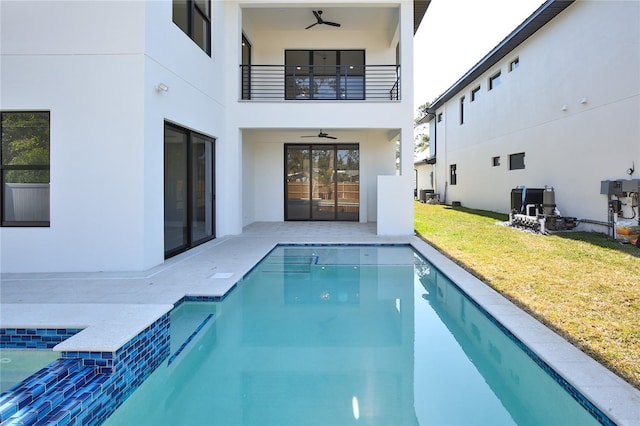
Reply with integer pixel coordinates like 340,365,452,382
414,202,640,389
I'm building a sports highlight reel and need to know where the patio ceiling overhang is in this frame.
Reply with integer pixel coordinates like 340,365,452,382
242,2,431,38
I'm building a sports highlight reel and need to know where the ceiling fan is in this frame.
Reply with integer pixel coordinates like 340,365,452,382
305,10,341,30
301,130,338,140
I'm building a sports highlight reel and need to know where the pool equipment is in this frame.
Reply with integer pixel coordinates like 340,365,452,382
600,179,640,242
509,186,577,233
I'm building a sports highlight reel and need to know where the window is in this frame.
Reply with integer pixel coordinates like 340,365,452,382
437,113,443,123
509,57,520,72
471,86,481,102
241,34,252,100
173,0,211,55
450,164,457,185
285,50,365,100
1,112,50,227
492,156,501,167
509,152,525,170
164,122,215,258
489,71,502,90
459,96,465,125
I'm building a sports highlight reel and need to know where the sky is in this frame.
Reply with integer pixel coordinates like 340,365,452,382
413,0,546,113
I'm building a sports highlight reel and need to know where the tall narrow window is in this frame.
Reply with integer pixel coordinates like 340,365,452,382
450,164,457,185
241,34,252,100
1,112,50,226
489,71,502,90
173,0,211,55
459,96,465,125
509,152,525,170
164,122,215,258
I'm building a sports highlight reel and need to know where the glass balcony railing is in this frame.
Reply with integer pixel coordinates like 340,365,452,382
240,64,400,101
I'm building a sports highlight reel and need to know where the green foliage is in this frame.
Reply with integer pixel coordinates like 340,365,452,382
414,101,431,126
1,112,50,183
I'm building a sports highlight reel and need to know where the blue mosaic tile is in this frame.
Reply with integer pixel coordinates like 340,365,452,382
0,327,83,350
0,313,170,425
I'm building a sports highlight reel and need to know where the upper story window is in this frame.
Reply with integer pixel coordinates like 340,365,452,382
489,71,502,90
450,164,457,185
285,50,365,100
471,86,480,102
459,96,465,125
437,112,443,123
509,152,525,170
1,112,50,227
173,0,211,55
509,57,520,72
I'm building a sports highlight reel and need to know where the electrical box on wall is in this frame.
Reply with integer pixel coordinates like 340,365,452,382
621,179,640,193
600,180,624,196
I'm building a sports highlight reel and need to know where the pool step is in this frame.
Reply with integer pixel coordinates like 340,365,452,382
0,357,107,425
260,255,317,273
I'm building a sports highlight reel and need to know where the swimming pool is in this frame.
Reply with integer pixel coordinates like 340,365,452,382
0,349,59,393
105,244,608,425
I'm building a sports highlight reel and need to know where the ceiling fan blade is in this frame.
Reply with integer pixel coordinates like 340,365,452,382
323,21,341,27
325,135,338,139
305,22,318,30
312,10,321,21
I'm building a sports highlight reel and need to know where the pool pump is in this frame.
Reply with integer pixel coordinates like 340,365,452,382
509,186,577,234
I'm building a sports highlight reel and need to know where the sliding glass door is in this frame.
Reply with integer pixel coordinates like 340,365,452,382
164,123,215,258
285,144,359,221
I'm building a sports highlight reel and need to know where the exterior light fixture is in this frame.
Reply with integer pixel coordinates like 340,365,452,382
561,104,568,111
156,83,169,93
580,97,588,104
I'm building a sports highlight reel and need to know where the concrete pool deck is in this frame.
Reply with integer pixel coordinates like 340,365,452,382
1,222,639,424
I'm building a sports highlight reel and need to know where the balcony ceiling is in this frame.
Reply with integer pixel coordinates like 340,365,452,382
242,6,398,33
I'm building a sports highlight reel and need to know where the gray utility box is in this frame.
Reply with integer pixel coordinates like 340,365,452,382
600,180,624,196
621,179,640,193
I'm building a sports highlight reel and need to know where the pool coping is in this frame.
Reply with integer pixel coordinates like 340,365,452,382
1,222,639,424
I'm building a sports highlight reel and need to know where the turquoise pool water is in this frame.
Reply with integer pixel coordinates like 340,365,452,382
0,349,59,393
105,245,603,425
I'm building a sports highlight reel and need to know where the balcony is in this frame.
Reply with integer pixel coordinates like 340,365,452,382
240,64,400,101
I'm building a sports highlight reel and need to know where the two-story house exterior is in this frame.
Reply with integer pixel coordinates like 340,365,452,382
424,0,639,232
0,0,429,272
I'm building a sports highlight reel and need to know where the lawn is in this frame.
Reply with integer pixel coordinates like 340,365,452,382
414,202,640,390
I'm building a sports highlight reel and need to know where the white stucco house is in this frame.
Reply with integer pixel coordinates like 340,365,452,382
423,0,640,233
0,0,430,272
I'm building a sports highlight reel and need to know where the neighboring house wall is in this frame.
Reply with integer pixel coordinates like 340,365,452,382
429,1,640,226
414,161,433,193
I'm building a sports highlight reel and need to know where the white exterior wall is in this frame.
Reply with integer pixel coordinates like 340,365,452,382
1,0,418,272
0,1,228,272
430,1,640,225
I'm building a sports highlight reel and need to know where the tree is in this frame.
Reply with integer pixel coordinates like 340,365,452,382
414,101,431,126
414,102,431,155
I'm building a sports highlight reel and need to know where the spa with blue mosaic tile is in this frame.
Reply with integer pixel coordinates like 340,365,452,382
0,313,170,425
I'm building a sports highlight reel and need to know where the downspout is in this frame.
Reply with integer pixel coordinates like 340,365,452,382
427,108,439,200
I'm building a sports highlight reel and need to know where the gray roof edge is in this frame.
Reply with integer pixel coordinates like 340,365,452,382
414,0,432,34
427,0,575,113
